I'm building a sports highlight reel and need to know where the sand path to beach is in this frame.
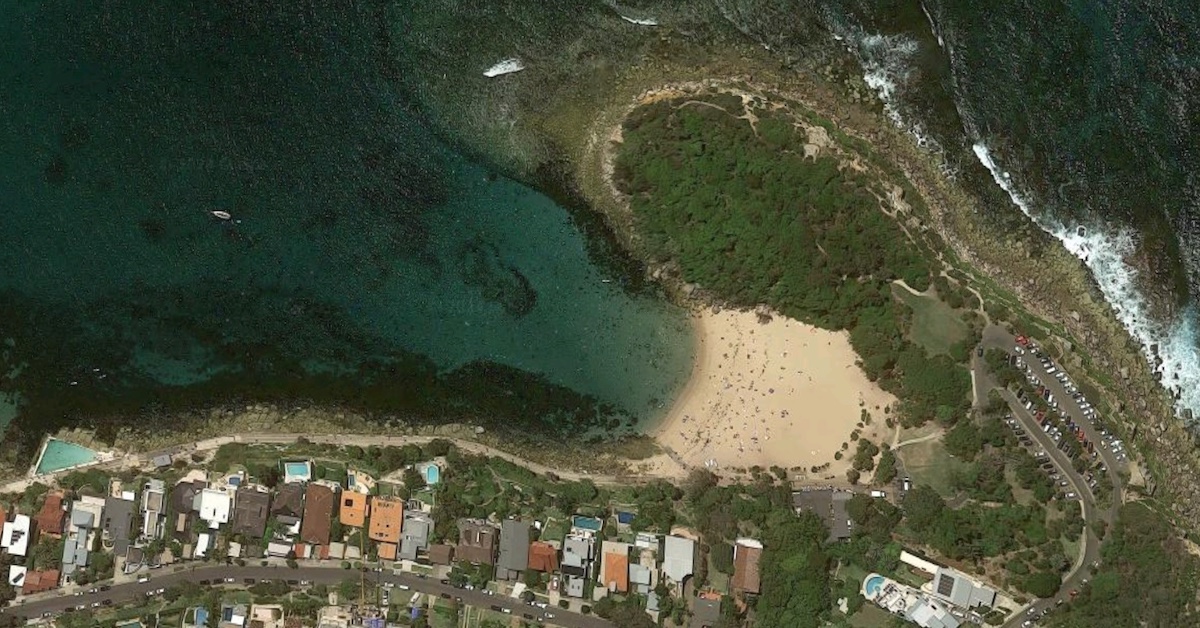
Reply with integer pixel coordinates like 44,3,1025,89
652,306,895,479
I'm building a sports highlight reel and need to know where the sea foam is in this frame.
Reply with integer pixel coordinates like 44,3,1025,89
974,143,1200,419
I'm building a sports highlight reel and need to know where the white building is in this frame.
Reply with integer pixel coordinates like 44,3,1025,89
193,488,232,529
1,515,32,557
661,536,695,585
142,479,166,539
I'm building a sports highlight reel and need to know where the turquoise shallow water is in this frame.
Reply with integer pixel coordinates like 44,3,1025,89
0,1,693,453
35,439,99,475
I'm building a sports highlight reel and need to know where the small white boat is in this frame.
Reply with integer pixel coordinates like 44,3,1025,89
484,58,525,78
210,210,232,220
619,15,659,26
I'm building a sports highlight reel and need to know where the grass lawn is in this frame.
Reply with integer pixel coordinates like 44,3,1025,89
892,283,969,356
838,562,870,588
895,439,970,497
540,517,568,543
847,603,897,628
705,552,731,594
427,601,460,628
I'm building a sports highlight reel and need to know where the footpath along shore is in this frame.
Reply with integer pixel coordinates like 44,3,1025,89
0,433,688,496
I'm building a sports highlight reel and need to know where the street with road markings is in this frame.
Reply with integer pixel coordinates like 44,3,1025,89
1,565,611,627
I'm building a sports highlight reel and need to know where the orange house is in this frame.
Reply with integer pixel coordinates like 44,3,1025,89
339,492,370,528
368,497,404,545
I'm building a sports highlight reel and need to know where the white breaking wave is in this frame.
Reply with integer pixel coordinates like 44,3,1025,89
619,15,658,26
483,58,525,78
974,143,1200,417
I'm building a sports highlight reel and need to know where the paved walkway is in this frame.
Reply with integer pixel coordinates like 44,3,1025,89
1,433,670,495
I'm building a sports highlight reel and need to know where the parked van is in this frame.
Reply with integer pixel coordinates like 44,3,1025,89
870,490,887,498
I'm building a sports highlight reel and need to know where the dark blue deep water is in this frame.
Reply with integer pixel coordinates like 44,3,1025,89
0,2,693,454
2,0,1198,456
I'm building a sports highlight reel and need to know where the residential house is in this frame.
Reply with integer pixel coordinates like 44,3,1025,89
231,486,271,540
299,483,336,546
339,491,369,528
662,535,696,586
792,489,853,542
271,482,306,537
20,569,60,595
33,492,66,537
1,514,31,557
732,539,764,596
219,602,248,627
456,519,498,565
561,535,594,598
527,541,558,573
630,563,653,594
6,565,24,591
170,479,205,542
151,454,172,470
103,495,136,555
61,507,96,577
497,519,531,580
271,483,305,519
691,592,723,628
399,512,431,562
599,541,631,594
141,479,166,540
367,497,403,546
428,544,455,565
193,488,232,530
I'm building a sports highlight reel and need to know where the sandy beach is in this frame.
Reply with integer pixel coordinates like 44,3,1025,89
652,306,895,478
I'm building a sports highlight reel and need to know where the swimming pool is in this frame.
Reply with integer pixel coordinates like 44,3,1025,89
34,439,99,475
424,465,440,484
282,460,312,482
864,574,886,598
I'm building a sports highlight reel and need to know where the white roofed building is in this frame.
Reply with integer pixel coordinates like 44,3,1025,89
1,515,32,557
193,489,232,529
661,536,695,586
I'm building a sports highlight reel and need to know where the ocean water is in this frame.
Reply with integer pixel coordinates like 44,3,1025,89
815,0,1200,417
394,0,1200,418
0,2,693,453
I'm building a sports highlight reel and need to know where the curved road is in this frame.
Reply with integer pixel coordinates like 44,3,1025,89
976,327,1121,627
1,564,610,627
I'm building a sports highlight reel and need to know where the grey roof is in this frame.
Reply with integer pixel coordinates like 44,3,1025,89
152,454,172,468
399,516,431,561
497,520,531,579
70,509,94,528
692,597,722,628
793,489,854,541
171,480,205,514
564,575,585,598
931,568,997,609
646,591,660,613
103,497,136,555
630,563,652,586
562,536,592,575
61,536,89,570
662,536,695,583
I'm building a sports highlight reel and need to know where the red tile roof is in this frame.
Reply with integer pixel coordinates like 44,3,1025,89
527,542,558,572
602,551,629,593
34,493,66,536
299,484,336,545
732,545,763,594
21,569,60,595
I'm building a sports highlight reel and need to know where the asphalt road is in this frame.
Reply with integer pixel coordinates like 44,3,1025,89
979,327,1119,627
2,565,611,628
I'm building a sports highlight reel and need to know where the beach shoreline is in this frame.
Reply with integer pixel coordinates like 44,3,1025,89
647,305,894,477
